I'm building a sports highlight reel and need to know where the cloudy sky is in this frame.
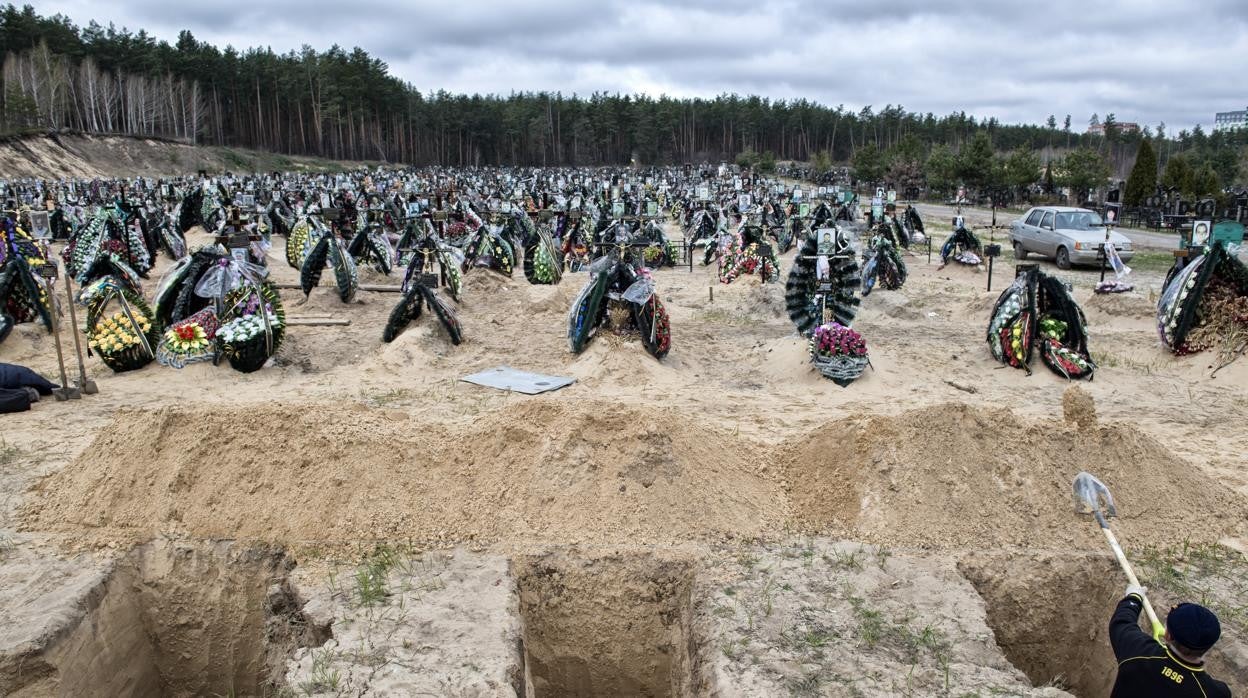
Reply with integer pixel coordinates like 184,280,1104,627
37,0,1248,132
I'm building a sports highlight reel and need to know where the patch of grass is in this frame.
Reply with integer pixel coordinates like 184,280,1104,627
735,552,760,571
847,594,953,671
353,545,401,606
824,547,865,572
1135,541,1248,635
299,648,342,695
219,148,252,171
848,595,887,648
1090,351,1166,373
359,387,414,407
1126,250,1177,273
874,546,893,570
0,439,23,466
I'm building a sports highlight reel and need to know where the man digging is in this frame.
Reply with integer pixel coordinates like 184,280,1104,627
1110,586,1231,697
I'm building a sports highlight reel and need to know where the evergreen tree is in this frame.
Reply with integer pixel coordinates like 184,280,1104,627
1060,148,1110,203
1161,155,1193,195
1123,139,1157,207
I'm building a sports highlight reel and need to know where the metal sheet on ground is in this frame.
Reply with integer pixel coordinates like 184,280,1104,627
460,366,576,395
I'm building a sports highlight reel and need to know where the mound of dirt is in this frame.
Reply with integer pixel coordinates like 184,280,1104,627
780,402,1247,548
1082,291,1155,319
22,399,786,547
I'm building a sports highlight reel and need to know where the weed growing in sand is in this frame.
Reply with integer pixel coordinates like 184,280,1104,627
825,547,866,572
299,648,342,694
345,545,446,610
1091,351,1166,373
353,548,399,606
874,546,893,570
849,595,887,648
736,552,760,570
354,563,388,606
359,387,415,407
0,439,22,466
1135,541,1248,634
720,637,750,661
786,673,824,696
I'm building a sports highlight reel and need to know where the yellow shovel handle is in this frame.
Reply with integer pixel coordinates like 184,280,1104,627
1101,526,1165,641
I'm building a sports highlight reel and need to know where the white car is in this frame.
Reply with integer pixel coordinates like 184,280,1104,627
1009,206,1134,269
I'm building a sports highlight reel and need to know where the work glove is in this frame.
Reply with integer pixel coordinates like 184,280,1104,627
1125,584,1147,602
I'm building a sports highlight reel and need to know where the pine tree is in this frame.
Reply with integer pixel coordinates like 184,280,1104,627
1123,139,1157,207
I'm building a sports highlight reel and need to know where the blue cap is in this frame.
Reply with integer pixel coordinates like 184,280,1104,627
1168,603,1221,652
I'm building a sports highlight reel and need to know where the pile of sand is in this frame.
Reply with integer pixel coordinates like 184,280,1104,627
22,399,788,547
23,396,1242,552
780,402,1246,548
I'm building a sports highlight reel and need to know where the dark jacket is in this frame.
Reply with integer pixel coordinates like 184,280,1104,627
0,363,57,394
1111,595,1231,697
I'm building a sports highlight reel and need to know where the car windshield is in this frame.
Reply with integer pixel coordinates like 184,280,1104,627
1055,211,1104,230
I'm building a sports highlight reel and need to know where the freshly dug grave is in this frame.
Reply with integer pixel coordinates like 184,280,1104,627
959,552,1122,696
697,540,1069,697
780,402,1247,548
514,551,698,697
961,549,1248,697
4,539,322,697
22,399,787,546
285,548,524,696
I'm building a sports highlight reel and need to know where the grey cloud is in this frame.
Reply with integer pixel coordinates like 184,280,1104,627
38,0,1248,132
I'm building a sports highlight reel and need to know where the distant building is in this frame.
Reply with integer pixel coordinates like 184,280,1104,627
1214,108,1248,132
1086,122,1140,136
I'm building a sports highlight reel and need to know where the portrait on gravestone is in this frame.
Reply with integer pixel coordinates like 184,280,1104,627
28,211,50,239
1192,220,1211,246
817,228,837,255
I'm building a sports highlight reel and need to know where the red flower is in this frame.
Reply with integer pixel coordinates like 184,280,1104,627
175,324,198,341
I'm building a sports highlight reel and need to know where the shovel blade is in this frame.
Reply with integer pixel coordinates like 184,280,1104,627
1073,471,1117,518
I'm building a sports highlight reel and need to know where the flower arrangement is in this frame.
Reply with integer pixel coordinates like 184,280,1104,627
217,312,283,345
167,322,210,353
218,282,286,372
1181,280,1248,363
720,241,779,284
533,243,558,283
646,296,671,358
88,311,151,356
156,308,219,368
1095,279,1134,294
809,322,868,359
808,322,869,386
81,276,159,373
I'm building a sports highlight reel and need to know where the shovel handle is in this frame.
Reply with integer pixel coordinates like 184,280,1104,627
1099,523,1165,641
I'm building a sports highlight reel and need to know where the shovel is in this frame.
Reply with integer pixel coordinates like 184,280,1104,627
1073,471,1165,641
37,266,80,402
61,274,98,395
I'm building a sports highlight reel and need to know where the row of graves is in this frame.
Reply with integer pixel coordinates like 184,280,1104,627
0,164,1243,408
1115,185,1248,230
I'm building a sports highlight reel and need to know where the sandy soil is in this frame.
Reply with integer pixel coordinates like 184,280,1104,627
1,202,1246,695
0,133,369,179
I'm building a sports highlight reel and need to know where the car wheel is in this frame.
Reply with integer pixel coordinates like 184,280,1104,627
1013,241,1028,260
1055,246,1071,270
